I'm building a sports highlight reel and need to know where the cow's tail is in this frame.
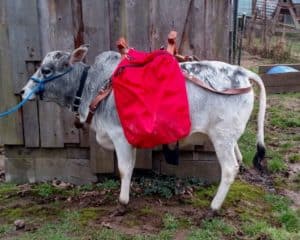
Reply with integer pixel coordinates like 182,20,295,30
245,69,266,171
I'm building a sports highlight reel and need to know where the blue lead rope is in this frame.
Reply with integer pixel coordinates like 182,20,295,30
0,67,73,119
0,85,40,118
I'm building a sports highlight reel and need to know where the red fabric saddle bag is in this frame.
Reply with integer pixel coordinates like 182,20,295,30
112,49,191,148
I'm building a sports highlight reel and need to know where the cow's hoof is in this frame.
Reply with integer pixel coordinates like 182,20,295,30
119,196,129,205
204,209,221,219
110,204,128,217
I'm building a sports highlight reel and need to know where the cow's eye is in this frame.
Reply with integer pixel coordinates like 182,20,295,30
54,52,62,59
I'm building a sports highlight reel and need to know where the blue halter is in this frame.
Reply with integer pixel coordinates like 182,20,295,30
0,67,73,119
30,67,73,96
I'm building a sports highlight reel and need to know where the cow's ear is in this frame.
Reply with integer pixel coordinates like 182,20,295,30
69,44,89,64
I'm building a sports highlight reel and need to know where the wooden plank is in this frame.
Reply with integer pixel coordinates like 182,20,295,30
55,0,80,144
135,149,152,169
82,1,114,172
0,1,23,145
6,0,41,147
262,73,300,86
154,149,220,182
160,160,220,182
108,0,127,50
259,64,300,74
72,0,91,147
82,0,110,57
36,0,65,148
149,0,192,50
179,133,215,152
125,0,150,51
37,0,80,146
179,0,205,57
89,131,115,173
23,62,40,147
39,103,64,148
263,85,300,94
213,0,231,61
180,0,231,60
6,0,41,94
80,0,111,148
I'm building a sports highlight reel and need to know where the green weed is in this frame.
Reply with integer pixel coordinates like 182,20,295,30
238,126,257,167
267,152,287,173
289,154,300,163
97,179,120,190
33,183,62,198
0,182,18,200
265,194,300,232
187,218,235,240
242,220,300,240
0,224,12,238
136,175,203,199
163,214,179,230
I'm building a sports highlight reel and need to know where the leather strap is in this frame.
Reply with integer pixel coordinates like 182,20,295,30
83,37,128,125
183,71,252,95
72,66,90,112
86,85,112,124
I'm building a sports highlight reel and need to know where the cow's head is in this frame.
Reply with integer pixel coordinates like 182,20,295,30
21,45,89,107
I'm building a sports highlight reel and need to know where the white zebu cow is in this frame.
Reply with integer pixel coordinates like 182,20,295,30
21,45,266,210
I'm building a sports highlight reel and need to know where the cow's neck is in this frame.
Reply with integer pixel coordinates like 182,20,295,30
77,64,109,123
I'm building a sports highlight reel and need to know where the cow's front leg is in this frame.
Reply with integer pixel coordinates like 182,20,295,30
113,138,136,205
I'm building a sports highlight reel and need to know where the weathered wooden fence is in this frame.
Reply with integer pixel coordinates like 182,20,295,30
0,0,232,184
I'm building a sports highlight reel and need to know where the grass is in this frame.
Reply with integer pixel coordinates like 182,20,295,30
33,182,63,198
0,177,300,239
238,92,299,174
289,154,300,163
187,218,235,240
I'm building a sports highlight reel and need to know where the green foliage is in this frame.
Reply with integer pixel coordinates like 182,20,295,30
79,183,94,191
242,219,300,240
0,182,18,200
242,220,269,237
162,214,179,230
187,218,235,240
238,126,257,167
0,224,12,238
88,228,131,240
192,185,216,208
289,154,300,163
265,194,300,232
136,175,203,199
0,208,23,223
33,183,61,198
292,173,300,191
225,180,266,206
78,207,103,226
267,152,287,173
97,179,120,190
268,106,300,128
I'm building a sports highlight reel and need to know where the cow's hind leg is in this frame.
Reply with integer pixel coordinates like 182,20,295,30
209,134,239,211
234,144,243,164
